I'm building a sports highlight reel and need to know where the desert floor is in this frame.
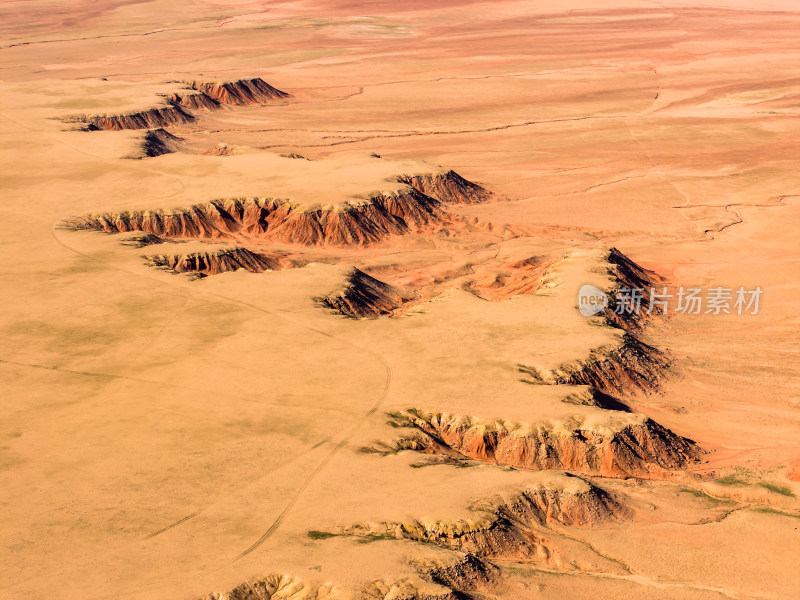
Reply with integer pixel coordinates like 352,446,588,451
1,1,799,599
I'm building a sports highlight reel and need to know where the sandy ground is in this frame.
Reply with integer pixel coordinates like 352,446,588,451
1,1,799,599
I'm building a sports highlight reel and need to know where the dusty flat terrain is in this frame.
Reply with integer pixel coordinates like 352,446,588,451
1,1,799,599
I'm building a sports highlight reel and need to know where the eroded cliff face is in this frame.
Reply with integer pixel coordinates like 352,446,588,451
562,388,632,412
420,554,498,597
603,247,665,331
80,77,291,131
320,268,417,318
168,91,221,111
371,409,701,479
519,333,672,396
398,170,492,205
198,574,343,600
196,556,494,600
146,247,300,276
69,189,449,247
331,479,627,566
188,78,292,105
131,127,183,158
86,104,194,131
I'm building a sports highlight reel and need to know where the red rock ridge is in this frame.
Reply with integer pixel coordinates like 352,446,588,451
86,104,194,131
146,247,300,276
519,333,672,396
374,409,701,479
398,170,492,204
82,77,290,131
320,268,417,318
188,77,292,105
68,188,449,247
131,128,183,158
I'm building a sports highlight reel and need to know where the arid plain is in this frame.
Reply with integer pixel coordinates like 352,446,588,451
1,1,799,599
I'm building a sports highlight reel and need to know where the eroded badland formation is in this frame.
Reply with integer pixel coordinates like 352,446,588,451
1,1,799,599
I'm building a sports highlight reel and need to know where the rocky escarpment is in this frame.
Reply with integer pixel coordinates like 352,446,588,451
85,104,194,131
370,409,701,479
562,387,632,412
321,268,417,318
398,170,492,205
120,233,170,247
198,575,304,600
188,78,291,105
519,333,671,396
421,554,498,597
146,247,300,277
129,128,183,158
197,560,491,600
364,579,463,600
67,188,451,247
82,77,290,131
332,480,627,566
168,90,221,111
604,247,665,331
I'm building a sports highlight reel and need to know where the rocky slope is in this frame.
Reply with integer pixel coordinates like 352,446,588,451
398,170,492,204
68,188,450,246
519,333,671,396
188,78,291,105
85,104,194,131
197,556,495,600
203,143,244,156
420,554,498,597
562,387,632,412
146,247,299,276
603,247,665,331
168,90,221,111
129,128,183,158
373,409,701,479
81,77,290,131
320,268,417,318
333,479,627,565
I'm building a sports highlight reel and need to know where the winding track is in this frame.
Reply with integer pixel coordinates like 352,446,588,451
0,111,395,598
45,222,395,599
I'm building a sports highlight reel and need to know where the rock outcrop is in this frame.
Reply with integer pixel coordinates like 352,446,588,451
131,127,183,158
604,247,665,331
197,565,483,600
86,104,194,131
519,333,671,396
562,387,632,412
198,575,342,600
68,189,449,247
374,409,701,479
146,247,299,276
188,78,291,105
398,170,492,205
321,268,417,318
334,479,627,565
203,143,244,156
421,554,498,597
81,77,290,131
168,90,221,111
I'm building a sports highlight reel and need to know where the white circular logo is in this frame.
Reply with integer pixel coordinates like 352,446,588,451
578,284,608,316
